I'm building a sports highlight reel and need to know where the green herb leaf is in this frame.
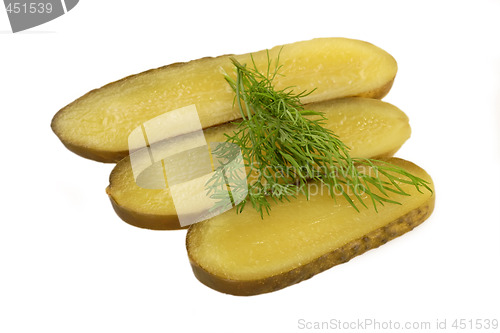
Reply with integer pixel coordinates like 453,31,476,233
206,51,432,217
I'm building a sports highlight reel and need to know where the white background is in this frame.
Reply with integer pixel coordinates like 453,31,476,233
1,1,499,332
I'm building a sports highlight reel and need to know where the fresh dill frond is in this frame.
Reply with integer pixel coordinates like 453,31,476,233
205,51,432,218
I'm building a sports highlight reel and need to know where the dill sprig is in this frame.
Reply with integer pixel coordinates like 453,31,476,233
206,52,432,218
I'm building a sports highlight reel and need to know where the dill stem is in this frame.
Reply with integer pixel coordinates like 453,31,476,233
206,53,432,217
